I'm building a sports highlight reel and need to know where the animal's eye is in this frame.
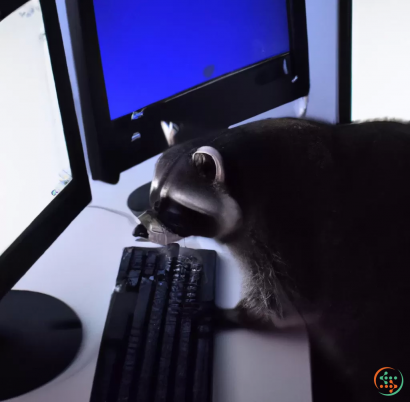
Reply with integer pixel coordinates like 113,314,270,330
153,200,160,211
193,153,216,181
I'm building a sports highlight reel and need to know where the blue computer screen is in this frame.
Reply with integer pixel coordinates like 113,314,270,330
93,0,290,120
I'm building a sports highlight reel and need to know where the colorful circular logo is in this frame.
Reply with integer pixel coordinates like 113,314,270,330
374,367,404,396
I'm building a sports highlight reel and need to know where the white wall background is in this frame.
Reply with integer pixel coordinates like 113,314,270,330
352,0,410,122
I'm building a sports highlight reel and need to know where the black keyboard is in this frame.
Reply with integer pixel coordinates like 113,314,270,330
90,244,216,402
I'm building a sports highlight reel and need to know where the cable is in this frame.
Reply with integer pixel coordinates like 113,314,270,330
87,205,138,227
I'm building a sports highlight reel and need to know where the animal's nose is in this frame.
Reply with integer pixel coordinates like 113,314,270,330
133,224,149,239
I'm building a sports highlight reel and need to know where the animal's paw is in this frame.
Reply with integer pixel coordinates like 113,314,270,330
214,301,276,332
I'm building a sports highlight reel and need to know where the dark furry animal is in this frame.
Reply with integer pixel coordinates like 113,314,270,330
144,118,410,401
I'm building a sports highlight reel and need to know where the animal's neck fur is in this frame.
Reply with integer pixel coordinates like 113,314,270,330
210,119,336,320
228,229,293,320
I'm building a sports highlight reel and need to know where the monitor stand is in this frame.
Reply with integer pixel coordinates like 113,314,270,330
0,290,82,401
127,181,152,217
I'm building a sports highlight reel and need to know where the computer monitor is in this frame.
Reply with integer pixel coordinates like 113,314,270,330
0,0,90,399
74,0,309,183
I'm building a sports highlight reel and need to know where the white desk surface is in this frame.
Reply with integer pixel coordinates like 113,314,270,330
10,155,312,402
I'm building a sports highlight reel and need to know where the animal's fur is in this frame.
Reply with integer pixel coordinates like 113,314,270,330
148,118,410,401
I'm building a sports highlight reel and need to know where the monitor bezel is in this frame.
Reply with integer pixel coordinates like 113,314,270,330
0,0,91,299
77,0,310,184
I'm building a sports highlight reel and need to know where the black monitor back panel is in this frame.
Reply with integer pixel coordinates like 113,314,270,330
338,0,353,124
71,0,309,184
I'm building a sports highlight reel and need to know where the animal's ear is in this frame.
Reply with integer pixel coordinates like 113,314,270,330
192,146,225,183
